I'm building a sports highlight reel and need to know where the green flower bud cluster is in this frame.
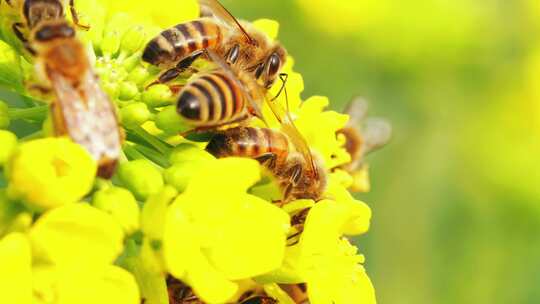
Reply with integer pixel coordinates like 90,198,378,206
0,0,381,303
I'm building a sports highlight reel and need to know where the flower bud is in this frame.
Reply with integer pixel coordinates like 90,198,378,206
0,130,17,166
142,84,174,108
163,162,206,192
127,66,151,87
101,31,121,58
120,102,151,128
102,81,120,100
155,106,190,134
6,138,97,211
120,25,146,55
0,101,10,129
122,52,143,72
118,159,164,201
168,143,214,165
93,186,140,235
119,81,140,101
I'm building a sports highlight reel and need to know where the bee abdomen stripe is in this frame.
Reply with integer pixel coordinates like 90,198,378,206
215,73,243,116
201,75,227,121
191,82,213,122
161,27,185,55
192,20,209,48
262,128,273,152
175,23,198,53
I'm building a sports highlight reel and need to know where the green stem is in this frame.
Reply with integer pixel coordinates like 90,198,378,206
134,144,170,168
123,145,148,161
20,130,43,142
8,105,48,120
130,125,172,155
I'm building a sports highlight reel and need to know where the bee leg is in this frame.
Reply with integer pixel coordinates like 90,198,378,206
255,152,277,169
149,51,205,87
287,164,303,185
28,84,52,95
176,50,203,70
12,22,27,43
180,114,249,135
4,0,13,7
241,296,277,304
69,0,90,30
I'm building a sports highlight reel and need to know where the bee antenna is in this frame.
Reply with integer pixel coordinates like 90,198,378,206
273,73,319,178
271,73,289,103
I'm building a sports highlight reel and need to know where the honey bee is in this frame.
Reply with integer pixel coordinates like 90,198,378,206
338,97,391,191
2,0,88,43
143,0,286,88
206,126,326,202
142,0,287,130
29,20,122,178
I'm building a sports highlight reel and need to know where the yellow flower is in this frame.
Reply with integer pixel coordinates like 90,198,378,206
6,138,97,210
30,204,124,266
96,0,199,29
93,186,141,235
299,200,375,304
33,264,139,304
164,158,290,303
0,233,32,304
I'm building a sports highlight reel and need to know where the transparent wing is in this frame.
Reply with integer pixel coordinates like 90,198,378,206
344,96,369,126
198,0,253,43
50,70,122,163
362,117,392,155
266,86,318,177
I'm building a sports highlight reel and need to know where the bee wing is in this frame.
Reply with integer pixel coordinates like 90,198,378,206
266,89,319,177
344,96,369,126
49,70,122,168
362,117,392,156
198,0,254,43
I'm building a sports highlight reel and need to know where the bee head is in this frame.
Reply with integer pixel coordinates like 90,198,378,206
252,45,287,89
34,21,75,42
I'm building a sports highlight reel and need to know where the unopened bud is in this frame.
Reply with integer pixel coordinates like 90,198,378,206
154,106,190,134
120,102,151,129
118,159,164,201
93,186,140,235
142,84,174,108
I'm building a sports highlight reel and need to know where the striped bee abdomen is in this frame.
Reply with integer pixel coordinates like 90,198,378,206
177,71,246,127
143,18,223,67
206,127,290,166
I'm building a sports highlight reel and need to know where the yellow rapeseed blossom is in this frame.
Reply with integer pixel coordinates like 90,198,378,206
6,138,97,210
30,203,125,266
0,233,32,304
0,0,382,303
164,158,290,303
33,264,139,304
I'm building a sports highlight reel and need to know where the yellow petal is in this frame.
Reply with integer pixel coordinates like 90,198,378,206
252,19,280,40
0,233,32,304
7,138,97,210
30,204,124,266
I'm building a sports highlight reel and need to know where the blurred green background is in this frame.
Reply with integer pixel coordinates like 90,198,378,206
224,0,540,303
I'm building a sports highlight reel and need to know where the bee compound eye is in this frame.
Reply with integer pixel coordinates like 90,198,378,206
267,53,281,77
